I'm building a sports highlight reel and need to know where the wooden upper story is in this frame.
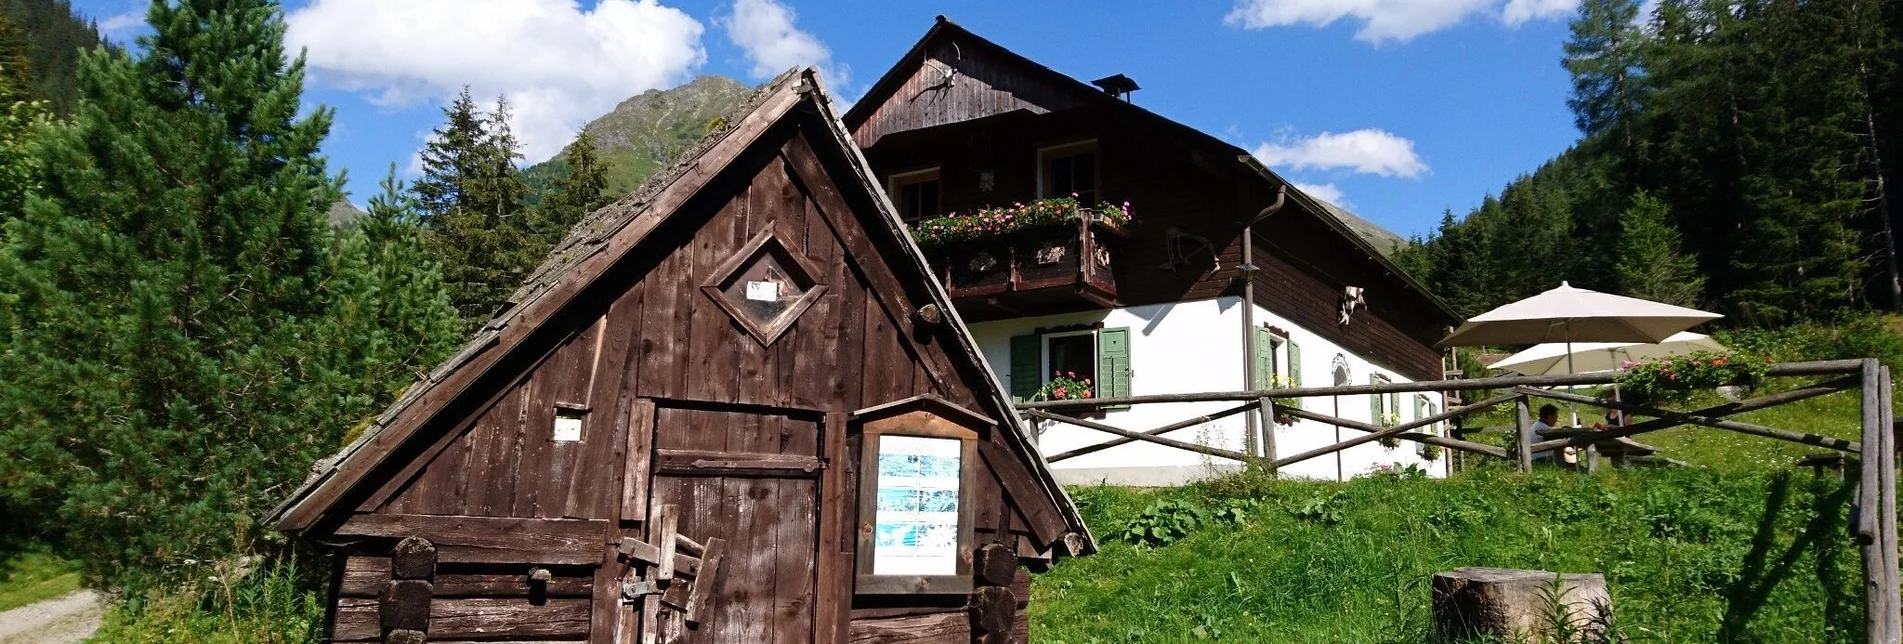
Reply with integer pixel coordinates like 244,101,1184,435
844,18,1459,381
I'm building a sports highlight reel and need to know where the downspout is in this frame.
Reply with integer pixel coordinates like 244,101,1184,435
1241,185,1288,465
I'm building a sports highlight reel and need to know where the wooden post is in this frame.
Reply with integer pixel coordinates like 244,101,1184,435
1879,366,1900,644
1860,359,1901,644
1515,396,1533,473
1258,397,1278,470
383,537,435,644
970,543,1018,644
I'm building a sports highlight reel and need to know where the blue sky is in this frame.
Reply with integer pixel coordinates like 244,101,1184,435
70,0,1588,238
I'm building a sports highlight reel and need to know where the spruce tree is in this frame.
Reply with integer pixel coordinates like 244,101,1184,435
540,129,611,243
1615,191,1703,306
1563,0,1646,147
0,0,452,585
415,93,545,327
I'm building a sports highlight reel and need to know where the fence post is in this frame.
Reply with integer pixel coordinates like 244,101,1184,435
1859,359,1900,644
1515,396,1533,473
1257,397,1278,472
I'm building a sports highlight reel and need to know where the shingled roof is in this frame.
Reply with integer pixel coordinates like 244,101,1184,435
269,68,1094,554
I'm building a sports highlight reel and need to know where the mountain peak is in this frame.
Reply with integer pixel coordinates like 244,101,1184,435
526,74,755,197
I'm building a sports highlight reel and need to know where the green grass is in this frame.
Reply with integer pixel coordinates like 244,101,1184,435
1033,468,1864,643
0,548,82,612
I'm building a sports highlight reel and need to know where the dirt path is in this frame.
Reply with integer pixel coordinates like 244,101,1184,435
0,590,104,644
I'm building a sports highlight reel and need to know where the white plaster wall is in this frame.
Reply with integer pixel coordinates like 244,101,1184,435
966,296,1449,485
1250,302,1451,481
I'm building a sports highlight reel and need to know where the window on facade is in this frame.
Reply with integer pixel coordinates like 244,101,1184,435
1044,331,1097,386
1370,374,1400,427
1008,327,1131,405
1253,327,1294,390
1039,141,1098,203
889,168,941,222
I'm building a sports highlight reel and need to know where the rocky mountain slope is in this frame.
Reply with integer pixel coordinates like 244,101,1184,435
525,75,753,198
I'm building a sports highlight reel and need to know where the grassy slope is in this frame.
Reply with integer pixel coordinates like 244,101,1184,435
1035,468,1862,643
0,548,80,611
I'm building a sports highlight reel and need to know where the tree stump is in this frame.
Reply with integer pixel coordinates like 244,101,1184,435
1432,567,1613,642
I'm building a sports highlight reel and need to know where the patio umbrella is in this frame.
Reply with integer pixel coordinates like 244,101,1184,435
1437,282,1722,427
1436,282,1722,348
1491,332,1728,376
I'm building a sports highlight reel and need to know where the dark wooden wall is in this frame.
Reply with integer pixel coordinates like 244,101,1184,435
852,39,1091,150
327,122,1042,643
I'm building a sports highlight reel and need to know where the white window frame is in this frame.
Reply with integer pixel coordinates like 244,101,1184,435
1040,329,1100,387
1036,140,1099,200
887,167,942,221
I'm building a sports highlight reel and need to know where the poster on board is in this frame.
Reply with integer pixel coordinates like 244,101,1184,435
872,435,962,575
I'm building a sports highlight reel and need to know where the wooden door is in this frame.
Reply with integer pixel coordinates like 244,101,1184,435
631,404,823,644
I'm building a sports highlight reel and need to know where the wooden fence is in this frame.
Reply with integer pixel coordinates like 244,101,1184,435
1014,358,1902,643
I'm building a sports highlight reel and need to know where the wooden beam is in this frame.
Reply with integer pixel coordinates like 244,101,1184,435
1037,403,1256,463
336,514,609,566
1013,359,1866,412
1517,386,1861,453
1878,366,1900,644
1528,377,1858,453
1023,410,1253,463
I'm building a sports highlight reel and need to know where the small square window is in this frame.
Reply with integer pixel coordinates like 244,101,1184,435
554,409,585,442
702,230,828,346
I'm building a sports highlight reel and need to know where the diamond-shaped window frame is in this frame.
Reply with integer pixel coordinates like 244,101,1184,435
701,228,829,347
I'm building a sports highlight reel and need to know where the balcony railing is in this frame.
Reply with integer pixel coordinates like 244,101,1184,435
911,199,1130,318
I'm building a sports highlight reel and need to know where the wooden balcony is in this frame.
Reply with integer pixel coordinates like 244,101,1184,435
921,211,1130,321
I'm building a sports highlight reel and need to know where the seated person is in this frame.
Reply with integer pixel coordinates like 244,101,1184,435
1528,404,1578,464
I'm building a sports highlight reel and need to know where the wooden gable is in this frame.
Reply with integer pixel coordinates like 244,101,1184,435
272,69,1088,644
846,18,1101,150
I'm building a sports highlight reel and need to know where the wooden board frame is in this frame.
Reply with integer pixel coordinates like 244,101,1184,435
853,407,983,596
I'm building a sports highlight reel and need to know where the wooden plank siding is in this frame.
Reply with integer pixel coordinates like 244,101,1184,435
851,39,1091,150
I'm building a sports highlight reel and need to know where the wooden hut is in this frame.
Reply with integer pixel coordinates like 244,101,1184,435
269,68,1094,644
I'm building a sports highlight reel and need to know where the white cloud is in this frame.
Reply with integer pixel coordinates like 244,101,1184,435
1501,0,1578,25
1252,129,1428,178
1294,182,1349,207
1224,0,1576,42
285,0,706,163
98,11,145,39
724,0,847,92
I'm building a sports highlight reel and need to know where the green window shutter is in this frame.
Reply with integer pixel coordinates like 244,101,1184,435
1369,375,1382,424
1288,341,1303,388
1252,327,1273,390
1415,395,1427,422
1098,327,1132,410
1009,333,1042,402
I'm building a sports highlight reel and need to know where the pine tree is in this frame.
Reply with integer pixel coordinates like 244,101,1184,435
0,0,450,585
539,129,611,243
0,11,30,105
1563,0,1646,147
415,93,545,327
329,167,463,409
1615,191,1703,306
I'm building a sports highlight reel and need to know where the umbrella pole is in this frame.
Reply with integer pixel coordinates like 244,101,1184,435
1566,319,1580,426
